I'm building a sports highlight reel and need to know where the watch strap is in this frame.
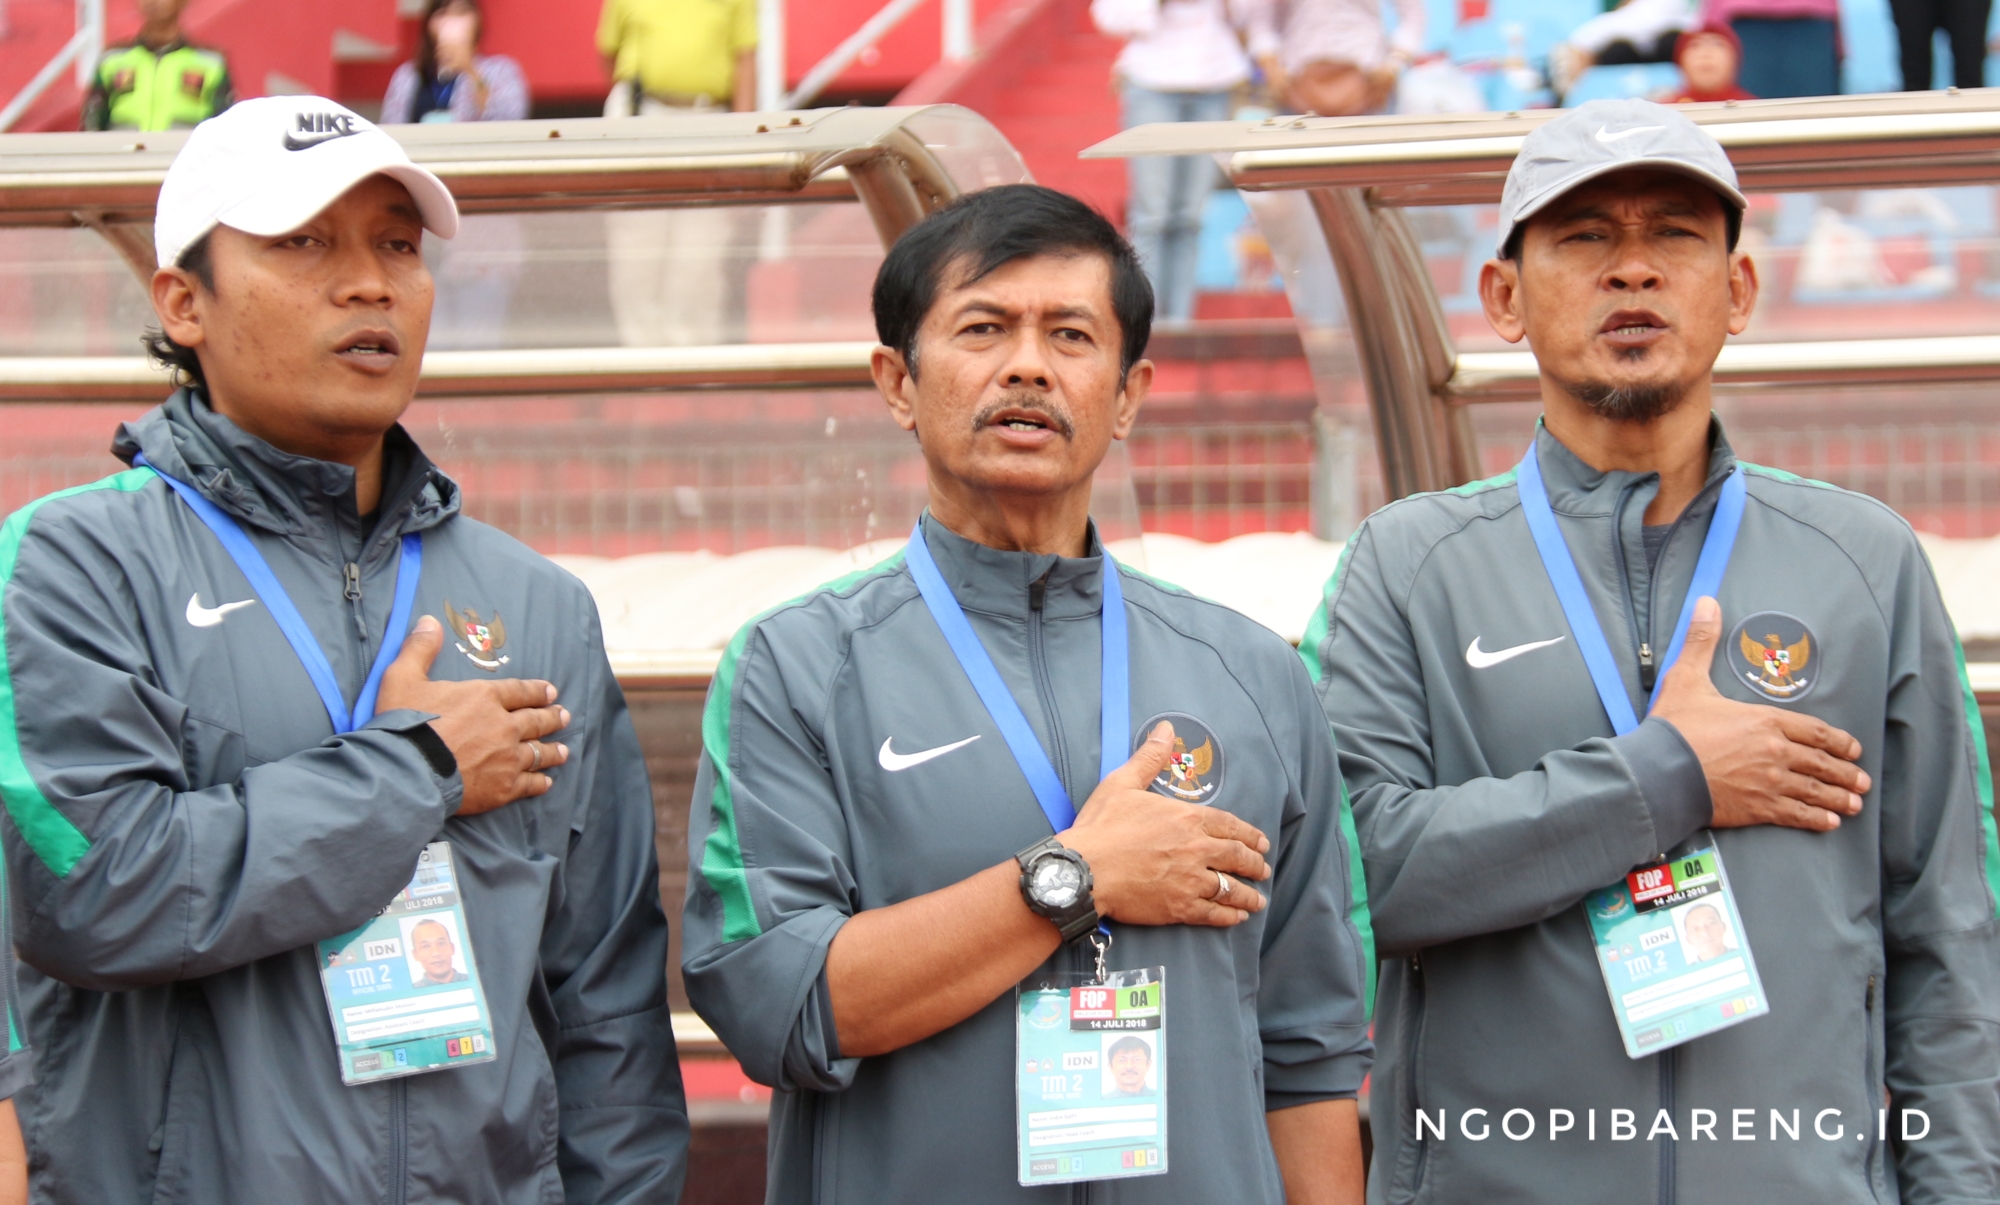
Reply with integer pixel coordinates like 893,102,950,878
1052,902,1102,944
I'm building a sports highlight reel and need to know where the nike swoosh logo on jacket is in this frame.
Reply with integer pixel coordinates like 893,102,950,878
0,389,686,1202
876,734,979,771
1464,634,1566,668
1303,420,2000,1204
184,593,258,627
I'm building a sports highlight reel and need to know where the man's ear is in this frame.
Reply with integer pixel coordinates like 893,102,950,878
872,344,919,434
1111,358,1152,441
1726,249,1758,336
151,265,207,350
1478,257,1527,344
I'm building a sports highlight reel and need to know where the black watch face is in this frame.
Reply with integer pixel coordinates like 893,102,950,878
1030,856,1083,910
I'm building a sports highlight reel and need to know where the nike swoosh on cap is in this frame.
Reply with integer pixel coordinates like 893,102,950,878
186,593,258,628
1594,124,1663,144
878,735,980,772
281,131,352,151
1465,634,1566,669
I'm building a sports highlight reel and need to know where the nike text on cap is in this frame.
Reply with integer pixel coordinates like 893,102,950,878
1494,97,1747,259
153,95,459,270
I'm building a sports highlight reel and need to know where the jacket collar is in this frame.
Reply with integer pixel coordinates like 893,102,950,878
918,511,1109,621
112,388,460,548
1531,414,1737,518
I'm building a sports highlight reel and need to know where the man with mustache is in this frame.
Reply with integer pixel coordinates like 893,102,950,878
1105,1035,1156,1097
683,184,1370,1204
1307,98,2000,1200
0,97,684,1202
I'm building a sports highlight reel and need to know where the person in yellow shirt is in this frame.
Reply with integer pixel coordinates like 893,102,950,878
597,0,757,113
595,0,759,347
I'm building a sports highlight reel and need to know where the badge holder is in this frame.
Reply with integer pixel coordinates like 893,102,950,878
318,842,499,1084
1016,935,1168,1185
1585,830,1769,1058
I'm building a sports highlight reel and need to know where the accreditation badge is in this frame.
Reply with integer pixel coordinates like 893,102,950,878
1016,964,1168,1185
1585,831,1769,1059
316,842,499,1085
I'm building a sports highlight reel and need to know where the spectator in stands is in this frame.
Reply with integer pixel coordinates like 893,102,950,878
598,0,757,116
381,0,530,124
82,0,231,132
1699,0,1839,97
595,0,757,346
381,0,530,351
1548,0,1692,96
1091,0,1260,323
1888,0,1990,90
1663,23,1756,102
1258,0,1425,117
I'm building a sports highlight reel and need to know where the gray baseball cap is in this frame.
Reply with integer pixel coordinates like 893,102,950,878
1495,98,1746,258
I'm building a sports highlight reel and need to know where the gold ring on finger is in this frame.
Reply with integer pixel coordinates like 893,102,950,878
529,743,542,772
1214,871,1231,900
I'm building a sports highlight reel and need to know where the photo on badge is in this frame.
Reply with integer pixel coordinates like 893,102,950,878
402,913,471,988
1101,1032,1157,1098
1671,897,1737,965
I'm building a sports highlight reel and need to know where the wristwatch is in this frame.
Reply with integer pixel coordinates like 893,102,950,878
1016,836,1099,943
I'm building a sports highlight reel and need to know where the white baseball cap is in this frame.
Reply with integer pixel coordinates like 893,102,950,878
154,95,459,269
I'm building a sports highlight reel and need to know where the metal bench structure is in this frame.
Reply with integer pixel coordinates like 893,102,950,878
0,104,1024,401
1086,90,2000,499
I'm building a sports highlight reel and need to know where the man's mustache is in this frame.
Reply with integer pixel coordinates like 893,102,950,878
970,396,1076,439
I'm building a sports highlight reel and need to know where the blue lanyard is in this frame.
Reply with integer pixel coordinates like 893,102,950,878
136,455,425,734
1515,443,1745,735
903,519,1128,833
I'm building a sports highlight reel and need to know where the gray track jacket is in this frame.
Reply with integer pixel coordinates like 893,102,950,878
0,391,687,1203
1307,421,2000,1204
683,514,1373,1205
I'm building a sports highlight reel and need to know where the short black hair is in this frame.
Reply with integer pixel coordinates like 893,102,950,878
1107,1036,1152,1062
871,184,1153,379
141,231,215,390
1501,191,1742,260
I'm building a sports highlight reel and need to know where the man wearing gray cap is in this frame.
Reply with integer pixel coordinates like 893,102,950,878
0,96,685,1201
1305,98,2000,1200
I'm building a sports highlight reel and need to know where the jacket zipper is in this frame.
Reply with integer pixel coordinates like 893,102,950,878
1406,953,1430,1196
1637,500,1685,697
1070,935,1094,1205
343,560,368,643
390,1078,408,1205
1027,569,1073,803
1658,1051,1675,1205
1630,473,1726,1205
1637,472,1730,696
1611,481,1653,692
1863,975,1882,1196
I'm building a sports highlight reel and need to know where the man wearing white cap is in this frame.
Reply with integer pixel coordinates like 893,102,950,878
1306,98,2000,1200
0,97,686,1202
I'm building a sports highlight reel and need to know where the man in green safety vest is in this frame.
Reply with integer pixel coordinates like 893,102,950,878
82,0,233,132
